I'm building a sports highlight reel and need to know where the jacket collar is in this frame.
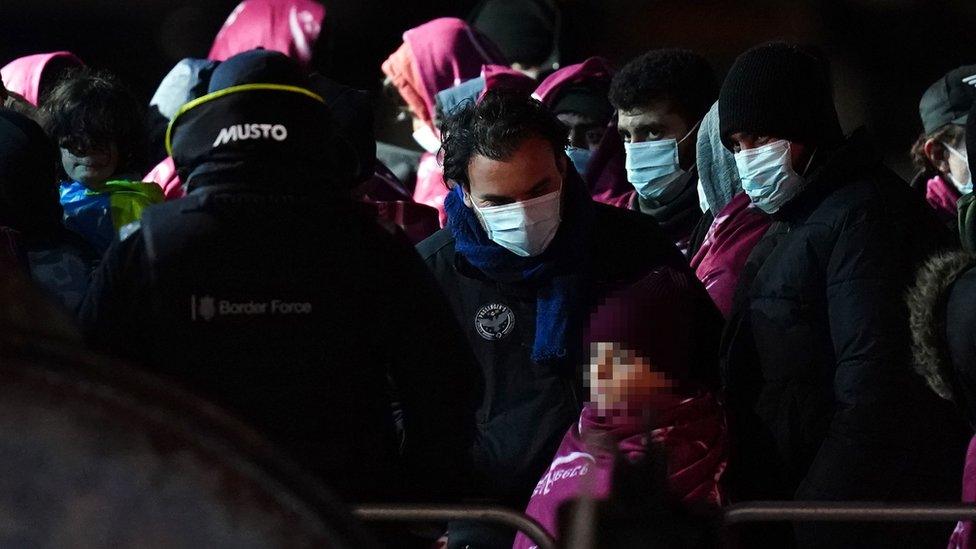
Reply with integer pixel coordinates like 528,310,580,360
773,128,878,223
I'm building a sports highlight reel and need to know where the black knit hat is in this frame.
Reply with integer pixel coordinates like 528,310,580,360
719,42,844,149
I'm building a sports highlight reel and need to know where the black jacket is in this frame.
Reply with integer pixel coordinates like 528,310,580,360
631,169,703,253
722,131,969,546
79,184,482,504
417,201,722,506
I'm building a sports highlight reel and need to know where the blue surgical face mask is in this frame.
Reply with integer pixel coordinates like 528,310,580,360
624,121,699,201
471,183,563,257
565,147,593,177
944,143,974,195
733,139,810,214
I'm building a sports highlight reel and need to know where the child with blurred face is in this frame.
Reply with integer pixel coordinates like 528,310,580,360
512,269,727,549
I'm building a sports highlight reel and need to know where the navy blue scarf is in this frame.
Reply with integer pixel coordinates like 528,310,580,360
445,174,593,364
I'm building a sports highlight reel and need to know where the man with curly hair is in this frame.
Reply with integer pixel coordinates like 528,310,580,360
609,48,717,254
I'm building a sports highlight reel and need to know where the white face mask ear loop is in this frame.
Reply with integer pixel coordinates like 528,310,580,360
801,146,818,177
678,119,703,145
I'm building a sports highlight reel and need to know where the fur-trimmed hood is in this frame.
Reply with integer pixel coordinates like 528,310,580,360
908,250,976,407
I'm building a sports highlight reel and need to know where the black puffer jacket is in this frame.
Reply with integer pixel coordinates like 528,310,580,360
722,130,970,547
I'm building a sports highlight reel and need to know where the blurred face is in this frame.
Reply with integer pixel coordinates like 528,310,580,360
60,142,119,188
558,112,608,151
617,100,696,169
464,136,566,208
729,133,808,172
585,341,676,417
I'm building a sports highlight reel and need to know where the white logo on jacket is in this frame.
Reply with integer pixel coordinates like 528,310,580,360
474,303,515,340
532,451,596,496
212,124,288,147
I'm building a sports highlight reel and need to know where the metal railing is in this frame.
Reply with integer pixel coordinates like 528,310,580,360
353,504,556,549
353,501,976,549
722,501,976,525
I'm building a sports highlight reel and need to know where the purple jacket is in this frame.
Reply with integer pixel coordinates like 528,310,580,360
689,193,771,317
927,174,963,225
208,0,326,69
513,395,726,549
949,435,976,549
1,51,83,106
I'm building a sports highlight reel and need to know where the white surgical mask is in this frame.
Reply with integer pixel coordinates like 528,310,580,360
471,184,563,257
565,146,593,177
944,143,974,195
412,123,442,154
624,121,699,201
734,139,808,214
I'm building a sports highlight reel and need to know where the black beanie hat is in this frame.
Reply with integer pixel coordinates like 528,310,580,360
719,42,844,150
551,83,613,124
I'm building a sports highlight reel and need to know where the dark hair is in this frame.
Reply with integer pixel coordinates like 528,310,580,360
441,89,568,189
40,68,147,175
609,48,716,122
911,124,966,175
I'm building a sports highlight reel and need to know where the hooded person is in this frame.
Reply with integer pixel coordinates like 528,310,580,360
908,251,976,549
381,17,506,225
532,57,632,210
417,89,722,547
719,42,968,548
78,50,482,507
143,58,221,200
512,268,727,549
468,0,560,80
688,102,771,317
609,49,718,255
910,65,976,228
208,0,328,71
0,108,96,312
1,51,84,107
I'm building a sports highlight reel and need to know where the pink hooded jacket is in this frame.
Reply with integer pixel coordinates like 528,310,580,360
533,57,632,209
927,173,963,225
1,51,83,106
208,0,326,69
689,193,771,318
948,435,976,549
381,18,505,225
513,395,726,549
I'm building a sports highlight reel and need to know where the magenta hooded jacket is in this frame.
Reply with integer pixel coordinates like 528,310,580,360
926,173,963,225
689,193,771,318
381,18,505,225
513,394,726,549
208,0,326,69
1,51,83,106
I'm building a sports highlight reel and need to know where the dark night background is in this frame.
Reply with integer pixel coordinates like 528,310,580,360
3,0,976,177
